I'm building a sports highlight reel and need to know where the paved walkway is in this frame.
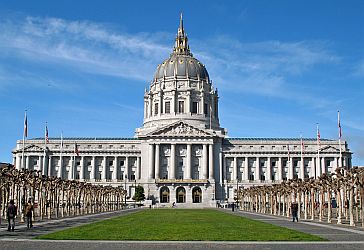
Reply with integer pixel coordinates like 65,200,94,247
0,208,364,250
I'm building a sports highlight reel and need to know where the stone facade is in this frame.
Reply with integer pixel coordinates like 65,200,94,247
12,16,352,207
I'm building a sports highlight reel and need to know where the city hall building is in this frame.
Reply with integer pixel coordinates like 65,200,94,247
13,17,352,207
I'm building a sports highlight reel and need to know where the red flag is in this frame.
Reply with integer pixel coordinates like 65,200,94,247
24,112,28,138
338,111,342,139
45,125,49,144
74,143,79,156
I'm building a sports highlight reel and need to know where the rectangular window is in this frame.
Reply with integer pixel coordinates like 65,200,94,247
130,174,135,180
165,101,171,114
178,101,184,113
204,103,208,115
192,102,198,114
109,160,113,166
154,103,159,115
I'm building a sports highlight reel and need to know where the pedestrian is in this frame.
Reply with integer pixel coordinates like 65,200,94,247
7,200,17,232
25,199,34,229
291,201,299,222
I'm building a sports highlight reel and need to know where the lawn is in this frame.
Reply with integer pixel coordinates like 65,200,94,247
37,209,324,241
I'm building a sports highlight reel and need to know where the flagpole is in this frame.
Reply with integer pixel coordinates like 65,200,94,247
43,122,47,176
316,123,320,179
300,134,304,179
338,111,343,169
209,105,212,130
22,110,27,170
58,132,63,178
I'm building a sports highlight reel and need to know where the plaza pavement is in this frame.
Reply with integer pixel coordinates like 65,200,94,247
0,208,363,250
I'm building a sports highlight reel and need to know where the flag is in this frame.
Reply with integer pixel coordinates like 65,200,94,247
24,112,28,138
45,125,49,144
338,111,342,139
74,142,79,156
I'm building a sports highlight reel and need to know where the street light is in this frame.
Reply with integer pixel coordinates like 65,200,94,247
124,174,127,207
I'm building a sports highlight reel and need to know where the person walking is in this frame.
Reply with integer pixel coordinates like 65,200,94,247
7,200,17,231
291,201,299,222
25,199,34,229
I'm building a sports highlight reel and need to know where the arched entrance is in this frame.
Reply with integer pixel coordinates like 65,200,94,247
160,187,170,203
176,187,186,203
192,187,202,203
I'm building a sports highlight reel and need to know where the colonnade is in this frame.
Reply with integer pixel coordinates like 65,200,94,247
148,143,214,180
15,154,141,182
224,155,349,182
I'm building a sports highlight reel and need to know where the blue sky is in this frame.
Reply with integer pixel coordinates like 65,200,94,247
0,0,363,165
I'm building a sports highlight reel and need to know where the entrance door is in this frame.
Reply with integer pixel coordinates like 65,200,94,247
176,187,186,203
160,187,170,203
192,187,202,203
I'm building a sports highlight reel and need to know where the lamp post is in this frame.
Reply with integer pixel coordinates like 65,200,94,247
236,178,239,211
124,174,127,207
134,179,137,208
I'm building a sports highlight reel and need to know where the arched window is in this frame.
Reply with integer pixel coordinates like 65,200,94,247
192,187,202,203
176,187,186,203
160,187,170,203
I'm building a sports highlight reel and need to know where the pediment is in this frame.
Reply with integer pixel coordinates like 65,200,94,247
320,145,340,153
148,121,214,137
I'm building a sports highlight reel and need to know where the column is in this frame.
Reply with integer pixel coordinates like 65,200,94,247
125,156,129,180
48,156,52,176
201,94,205,115
186,92,191,114
102,156,107,180
16,155,21,170
208,144,214,179
58,155,63,178
311,157,316,178
267,157,271,181
112,156,118,180
223,157,227,181
148,144,154,179
155,144,160,179
202,144,208,179
233,157,238,181
288,158,293,179
185,144,191,179
300,157,305,179
316,156,321,177
148,96,152,117
90,156,96,180
255,157,260,181
80,156,85,180
26,155,30,170
136,156,141,180
170,144,176,179
333,157,339,172
321,157,326,174
244,157,249,181
277,157,282,181
68,156,73,180
39,156,43,174
171,90,176,114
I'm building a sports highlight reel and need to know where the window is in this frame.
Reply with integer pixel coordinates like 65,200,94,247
130,174,135,180
249,174,254,180
204,103,208,114
178,101,184,113
192,102,198,114
76,161,80,166
98,145,102,149
87,161,91,166
260,174,265,181
154,103,159,115
272,161,276,167
165,101,170,114
109,160,113,166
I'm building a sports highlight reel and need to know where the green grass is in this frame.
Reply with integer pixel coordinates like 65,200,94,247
37,209,324,241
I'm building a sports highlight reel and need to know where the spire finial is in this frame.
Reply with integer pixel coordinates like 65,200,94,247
173,13,191,56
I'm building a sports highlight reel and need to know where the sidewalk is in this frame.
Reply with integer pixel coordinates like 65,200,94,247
0,208,139,239
228,209,364,242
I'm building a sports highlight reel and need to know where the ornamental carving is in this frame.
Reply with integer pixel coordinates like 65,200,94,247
164,123,205,136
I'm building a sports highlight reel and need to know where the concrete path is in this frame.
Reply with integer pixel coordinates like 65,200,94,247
0,208,364,250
